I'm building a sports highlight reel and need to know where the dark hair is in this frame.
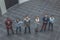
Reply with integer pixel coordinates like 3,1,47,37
51,15,54,17
16,18,20,20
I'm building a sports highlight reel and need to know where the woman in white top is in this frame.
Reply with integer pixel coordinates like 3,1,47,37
34,16,40,33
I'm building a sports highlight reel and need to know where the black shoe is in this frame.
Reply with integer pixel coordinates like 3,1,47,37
48,29,50,31
29,32,31,34
44,29,46,32
16,32,18,34
19,30,21,32
24,32,26,34
51,30,53,32
12,32,14,34
35,31,38,34
40,30,42,32
7,33,9,36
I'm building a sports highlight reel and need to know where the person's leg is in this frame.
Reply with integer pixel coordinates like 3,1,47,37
35,24,39,32
40,23,44,32
48,22,51,31
35,27,38,33
24,27,27,33
16,27,18,34
28,26,31,33
51,23,53,31
7,28,9,35
44,23,47,31
19,26,21,32
11,27,14,34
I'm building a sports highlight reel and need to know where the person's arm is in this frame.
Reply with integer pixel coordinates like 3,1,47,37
19,21,23,24
42,17,44,22
29,20,30,25
5,21,7,25
48,18,49,22
10,19,13,25
53,17,55,23
23,20,26,27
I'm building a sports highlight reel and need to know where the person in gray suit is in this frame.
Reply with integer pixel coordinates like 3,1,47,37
24,16,31,34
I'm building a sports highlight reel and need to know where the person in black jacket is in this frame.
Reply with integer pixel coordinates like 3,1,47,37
40,14,49,32
24,16,31,34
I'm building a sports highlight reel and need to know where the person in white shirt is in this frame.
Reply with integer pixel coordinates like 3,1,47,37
34,16,40,33
24,16,31,34
48,15,55,31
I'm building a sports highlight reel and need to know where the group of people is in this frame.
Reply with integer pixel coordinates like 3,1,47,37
5,14,55,35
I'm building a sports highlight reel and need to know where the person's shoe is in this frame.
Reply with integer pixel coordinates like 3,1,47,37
7,33,9,36
40,30,42,32
35,31,38,34
44,29,46,32
16,32,18,34
48,29,50,31
29,32,31,34
51,30,53,32
12,32,14,35
24,32,26,34
19,30,21,32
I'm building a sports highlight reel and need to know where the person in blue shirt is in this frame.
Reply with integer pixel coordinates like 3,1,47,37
48,15,55,31
40,14,49,32
15,18,23,34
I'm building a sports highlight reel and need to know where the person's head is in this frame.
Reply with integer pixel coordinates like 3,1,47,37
50,15,54,17
45,14,48,17
16,18,20,22
6,17,10,20
26,16,29,18
35,16,39,19
25,15,29,19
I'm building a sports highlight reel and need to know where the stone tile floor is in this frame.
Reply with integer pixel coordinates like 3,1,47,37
0,0,60,40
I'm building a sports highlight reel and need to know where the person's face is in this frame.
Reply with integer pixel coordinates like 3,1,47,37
7,18,9,19
26,16,29,19
45,15,48,17
37,16,39,19
26,16,29,18
51,16,54,18
16,19,19,22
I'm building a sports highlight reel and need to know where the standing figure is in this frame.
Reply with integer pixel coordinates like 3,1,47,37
5,17,14,35
48,15,55,31
24,16,31,34
15,18,23,34
34,16,40,33
40,14,49,32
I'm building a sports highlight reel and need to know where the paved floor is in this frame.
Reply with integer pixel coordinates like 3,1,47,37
0,0,60,40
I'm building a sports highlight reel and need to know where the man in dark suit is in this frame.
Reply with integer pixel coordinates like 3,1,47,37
40,14,49,32
24,16,31,34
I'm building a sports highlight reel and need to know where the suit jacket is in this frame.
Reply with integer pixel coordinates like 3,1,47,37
24,19,30,27
43,17,49,23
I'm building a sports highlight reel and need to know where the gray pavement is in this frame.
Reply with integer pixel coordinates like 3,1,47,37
0,0,60,40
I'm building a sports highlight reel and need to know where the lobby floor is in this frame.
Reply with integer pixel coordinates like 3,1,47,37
0,0,60,40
